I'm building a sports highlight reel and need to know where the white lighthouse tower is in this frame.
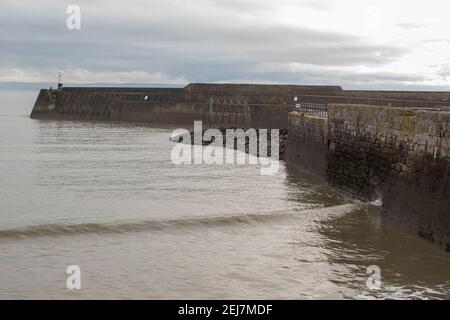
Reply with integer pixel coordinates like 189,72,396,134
57,70,64,91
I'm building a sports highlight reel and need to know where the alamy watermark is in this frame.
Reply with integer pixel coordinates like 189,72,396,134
170,121,280,176
66,5,81,30
66,265,81,290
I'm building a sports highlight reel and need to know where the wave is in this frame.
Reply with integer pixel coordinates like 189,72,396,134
0,204,356,240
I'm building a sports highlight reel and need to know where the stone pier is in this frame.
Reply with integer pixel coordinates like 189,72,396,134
287,104,449,251
31,82,450,250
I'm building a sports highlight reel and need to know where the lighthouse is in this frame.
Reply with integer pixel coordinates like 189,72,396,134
57,70,64,91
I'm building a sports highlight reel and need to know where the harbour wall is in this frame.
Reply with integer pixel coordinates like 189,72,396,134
31,83,450,129
31,83,450,250
286,113,328,178
287,105,450,251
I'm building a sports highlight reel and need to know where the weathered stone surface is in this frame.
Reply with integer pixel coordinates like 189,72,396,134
287,104,450,251
286,112,328,179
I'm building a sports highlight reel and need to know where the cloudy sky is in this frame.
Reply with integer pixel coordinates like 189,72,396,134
2,0,450,89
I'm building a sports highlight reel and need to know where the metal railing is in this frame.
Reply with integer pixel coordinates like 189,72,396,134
295,102,328,118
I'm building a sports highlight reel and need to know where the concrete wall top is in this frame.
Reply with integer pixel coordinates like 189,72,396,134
56,85,450,104
329,103,450,113
185,83,344,96
60,87,184,94
341,90,450,103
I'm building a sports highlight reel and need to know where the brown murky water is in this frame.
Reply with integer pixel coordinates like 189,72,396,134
0,91,449,299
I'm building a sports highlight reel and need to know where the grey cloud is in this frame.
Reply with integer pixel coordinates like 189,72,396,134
0,0,431,88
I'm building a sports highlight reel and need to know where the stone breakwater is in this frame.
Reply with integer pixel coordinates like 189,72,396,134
31,83,450,251
31,83,450,129
287,105,450,251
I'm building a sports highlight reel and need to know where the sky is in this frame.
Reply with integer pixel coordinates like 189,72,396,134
1,0,450,89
